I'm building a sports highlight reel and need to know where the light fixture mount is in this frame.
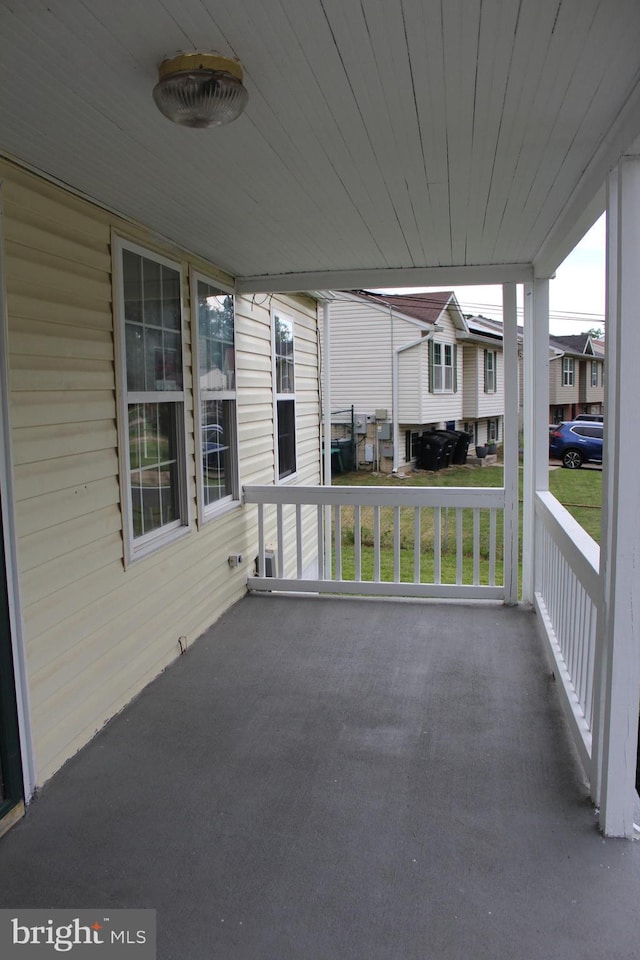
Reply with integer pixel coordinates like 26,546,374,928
153,52,248,128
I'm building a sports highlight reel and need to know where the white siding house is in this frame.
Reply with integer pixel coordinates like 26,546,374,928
325,291,506,471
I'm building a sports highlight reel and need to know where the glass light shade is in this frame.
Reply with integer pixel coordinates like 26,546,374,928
153,54,248,128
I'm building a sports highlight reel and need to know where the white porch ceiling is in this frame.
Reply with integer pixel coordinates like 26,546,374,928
1,0,640,290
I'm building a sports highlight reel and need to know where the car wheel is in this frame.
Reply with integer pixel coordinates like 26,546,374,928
562,449,583,469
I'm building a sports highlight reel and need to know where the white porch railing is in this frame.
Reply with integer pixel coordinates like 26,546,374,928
533,491,602,779
244,484,507,600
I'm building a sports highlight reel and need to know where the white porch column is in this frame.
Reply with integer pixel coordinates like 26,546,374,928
595,156,640,838
322,300,332,578
521,279,549,605
502,283,519,604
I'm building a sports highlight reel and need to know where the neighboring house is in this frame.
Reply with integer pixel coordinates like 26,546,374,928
325,291,504,472
459,315,507,449
0,158,321,818
548,334,605,423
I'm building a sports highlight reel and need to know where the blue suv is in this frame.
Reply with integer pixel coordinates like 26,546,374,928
549,421,603,469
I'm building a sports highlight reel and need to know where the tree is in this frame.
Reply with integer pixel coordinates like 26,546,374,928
586,326,603,339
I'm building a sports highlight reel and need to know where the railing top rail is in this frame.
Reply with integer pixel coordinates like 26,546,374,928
243,484,505,509
535,490,601,598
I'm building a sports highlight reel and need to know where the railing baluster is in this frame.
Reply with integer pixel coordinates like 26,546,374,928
394,506,401,583
258,502,265,576
456,509,463,585
434,506,441,584
317,504,325,580
296,503,303,579
354,504,362,581
489,508,496,586
277,503,284,578
473,508,480,586
335,504,343,580
413,507,421,584
374,505,381,582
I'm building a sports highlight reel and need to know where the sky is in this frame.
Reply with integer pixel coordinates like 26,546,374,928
376,214,607,338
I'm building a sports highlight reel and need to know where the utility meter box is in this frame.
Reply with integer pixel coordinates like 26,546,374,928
378,423,392,441
355,415,367,435
375,408,388,421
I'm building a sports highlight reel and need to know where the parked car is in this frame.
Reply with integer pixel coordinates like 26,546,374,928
575,413,604,422
549,421,603,468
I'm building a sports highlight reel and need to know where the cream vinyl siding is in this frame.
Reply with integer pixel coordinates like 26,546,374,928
462,345,504,419
549,356,579,404
2,159,320,784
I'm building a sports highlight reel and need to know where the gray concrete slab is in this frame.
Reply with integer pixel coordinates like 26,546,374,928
1,595,640,959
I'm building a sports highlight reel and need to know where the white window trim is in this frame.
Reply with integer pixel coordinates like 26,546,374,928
272,307,297,483
113,235,191,564
190,270,240,524
591,360,598,387
433,341,455,394
484,349,496,393
562,356,575,387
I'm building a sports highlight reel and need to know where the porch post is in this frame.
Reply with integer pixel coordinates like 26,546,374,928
322,299,332,577
521,279,549,605
502,283,519,604
596,156,640,838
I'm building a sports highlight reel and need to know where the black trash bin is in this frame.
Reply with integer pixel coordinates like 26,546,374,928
335,437,355,473
416,432,450,471
432,431,458,468
435,429,471,465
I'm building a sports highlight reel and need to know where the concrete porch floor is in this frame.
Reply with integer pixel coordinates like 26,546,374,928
1,595,640,959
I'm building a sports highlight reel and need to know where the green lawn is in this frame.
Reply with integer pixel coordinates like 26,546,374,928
330,463,602,585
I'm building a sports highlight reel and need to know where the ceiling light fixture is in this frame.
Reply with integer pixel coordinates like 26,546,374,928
153,52,248,128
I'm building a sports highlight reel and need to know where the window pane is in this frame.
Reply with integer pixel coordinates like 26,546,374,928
161,266,181,330
197,282,235,391
142,257,162,327
275,315,294,395
201,398,235,505
277,398,296,478
126,323,145,391
128,402,179,539
123,249,183,393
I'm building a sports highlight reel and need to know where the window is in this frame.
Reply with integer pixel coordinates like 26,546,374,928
552,407,564,424
464,421,476,444
487,418,499,442
115,239,188,560
484,349,497,393
405,430,419,461
591,360,598,387
562,357,574,386
429,341,457,393
193,275,238,519
273,311,296,479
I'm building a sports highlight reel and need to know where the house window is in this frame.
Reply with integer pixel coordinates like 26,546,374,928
115,239,188,559
562,357,574,386
591,360,598,387
464,421,476,444
487,419,499,443
273,310,296,479
430,341,457,393
193,275,238,519
552,407,564,424
405,430,419,461
484,349,497,393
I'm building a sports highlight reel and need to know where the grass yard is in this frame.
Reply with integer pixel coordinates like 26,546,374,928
330,462,602,586
549,467,602,542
